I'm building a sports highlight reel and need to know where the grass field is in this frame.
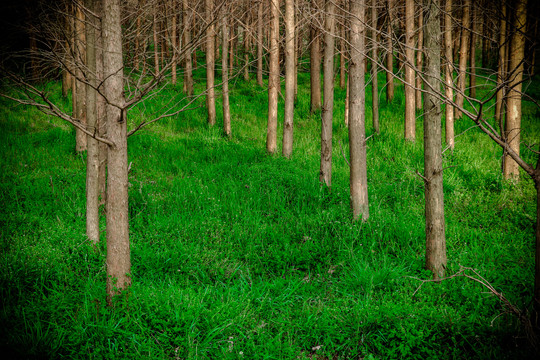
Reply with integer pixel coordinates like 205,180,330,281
1,62,539,358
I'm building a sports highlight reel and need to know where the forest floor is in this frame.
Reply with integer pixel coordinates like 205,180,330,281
1,63,540,359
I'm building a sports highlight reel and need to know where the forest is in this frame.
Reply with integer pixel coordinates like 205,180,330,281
0,0,539,358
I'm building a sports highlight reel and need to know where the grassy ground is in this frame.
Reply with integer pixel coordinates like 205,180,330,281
1,62,539,359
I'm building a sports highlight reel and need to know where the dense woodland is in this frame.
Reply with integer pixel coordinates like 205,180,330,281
1,0,540,358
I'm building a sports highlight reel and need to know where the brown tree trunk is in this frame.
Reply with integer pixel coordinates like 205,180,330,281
62,2,73,98
171,1,178,85
267,0,279,154
75,3,87,152
206,0,216,126
283,0,295,158
469,2,477,98
404,0,416,141
455,0,470,119
153,8,160,74
96,0,107,207
349,0,369,221
415,6,423,110
103,0,131,305
310,6,322,112
444,0,454,150
244,4,250,82
85,0,99,244
257,0,264,86
340,17,346,90
222,13,231,137
504,0,528,180
386,0,394,103
371,0,379,134
495,3,507,132
424,0,446,280
183,0,193,96
320,0,335,185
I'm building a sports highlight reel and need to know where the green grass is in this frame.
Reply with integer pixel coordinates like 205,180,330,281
0,63,539,359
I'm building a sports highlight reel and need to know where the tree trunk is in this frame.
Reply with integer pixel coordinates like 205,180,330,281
349,0,369,221
424,0,446,280
469,2,476,99
206,0,216,125
371,0,379,134
444,0,454,150
75,3,87,152
503,0,527,180
153,8,160,74
257,0,264,87
96,2,107,208
267,0,279,154
340,6,346,90
171,1,178,85
415,6,423,110
495,3,507,132
103,0,131,305
283,0,295,158
244,4,250,82
386,0,394,103
404,0,416,141
183,0,193,96
320,0,335,185
455,0,470,119
310,8,322,112
222,13,231,137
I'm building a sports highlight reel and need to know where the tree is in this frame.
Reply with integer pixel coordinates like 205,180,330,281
415,5,423,110
404,0,415,141
222,10,231,137
206,0,216,126
266,0,279,154
257,0,264,87
349,0,368,221
444,0,455,150
310,0,322,112
455,0,470,119
320,0,335,185
371,0,379,134
385,0,394,103
283,0,295,158
423,0,446,279
183,0,194,96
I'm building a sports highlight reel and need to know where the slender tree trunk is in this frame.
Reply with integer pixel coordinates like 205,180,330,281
495,3,507,131
469,2,476,98
340,17,346,90
85,0,99,244
206,0,216,125
385,0,395,103
257,0,264,86
171,1,178,85
267,0,279,154
75,3,87,152
404,0,416,141
455,0,470,119
244,4,250,82
424,0,446,280
283,0,295,158
222,13,231,137
62,2,73,98
371,0,379,134
349,0,368,221
103,0,131,305
153,8,160,74
344,77,349,126
96,1,107,207
444,0,454,150
415,6,423,110
310,7,322,112
504,0,528,180
320,0,335,184
183,0,193,96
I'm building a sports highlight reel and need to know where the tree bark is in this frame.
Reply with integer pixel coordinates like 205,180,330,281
469,2,476,98
183,0,193,96
503,0,528,180
153,7,160,74
349,0,368,221
283,0,295,158
371,0,379,134
222,13,231,137
386,0,394,103
404,0,416,141
310,4,322,112
103,0,131,304
96,0,107,208
320,0,335,184
206,0,216,126
257,0,264,87
444,0,454,150
495,3,507,132
267,0,279,154
455,0,470,119
415,6,423,110
75,3,87,152
424,0,446,280
171,0,178,85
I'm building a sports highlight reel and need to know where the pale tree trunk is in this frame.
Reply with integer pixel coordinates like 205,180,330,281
310,4,322,112
455,0,470,119
75,3,87,152
244,3,250,82
404,0,415,141
85,0,99,244
267,0,279,154
415,6,423,110
96,0,107,207
349,0,368,221
183,0,193,96
424,0,446,280
206,0,216,125
222,13,231,137
340,16,346,90
153,8,160,74
386,0,394,103
320,0,335,185
283,0,295,158
371,0,379,134
103,0,131,304
257,0,264,86
495,3,507,132
504,0,528,180
444,0,454,150
171,0,178,85
469,2,476,98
